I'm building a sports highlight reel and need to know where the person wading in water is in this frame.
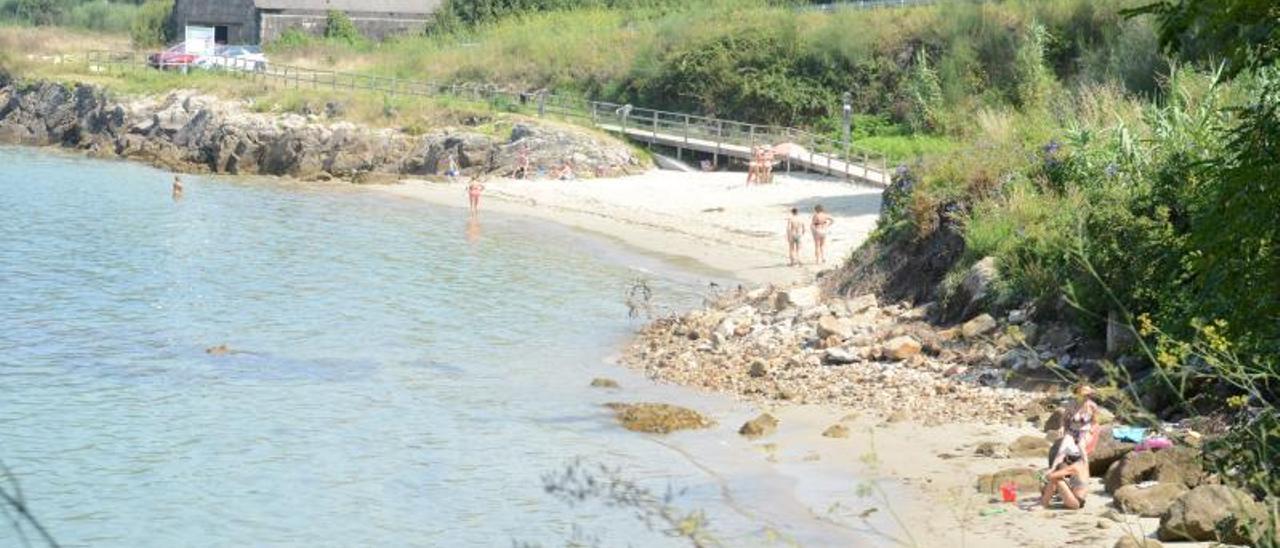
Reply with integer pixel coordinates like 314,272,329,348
466,176,485,215
171,175,184,201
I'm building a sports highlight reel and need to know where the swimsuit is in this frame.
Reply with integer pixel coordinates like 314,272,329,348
812,219,830,238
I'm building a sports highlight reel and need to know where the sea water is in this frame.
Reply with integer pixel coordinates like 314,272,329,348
0,148,787,547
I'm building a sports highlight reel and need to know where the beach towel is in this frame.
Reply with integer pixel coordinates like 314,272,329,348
1112,426,1147,444
1134,437,1173,452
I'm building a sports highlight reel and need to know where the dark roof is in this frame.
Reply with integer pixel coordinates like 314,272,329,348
252,0,442,14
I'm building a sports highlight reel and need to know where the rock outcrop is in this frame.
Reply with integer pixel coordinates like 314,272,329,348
0,79,644,181
1104,447,1204,494
1157,485,1267,544
1113,482,1189,517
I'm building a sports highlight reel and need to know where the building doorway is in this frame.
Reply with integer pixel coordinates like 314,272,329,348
214,25,228,44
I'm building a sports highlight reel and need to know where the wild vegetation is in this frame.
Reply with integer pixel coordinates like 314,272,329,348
261,0,1161,159
857,1,1277,537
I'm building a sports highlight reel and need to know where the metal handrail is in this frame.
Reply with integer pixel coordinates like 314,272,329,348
82,49,889,184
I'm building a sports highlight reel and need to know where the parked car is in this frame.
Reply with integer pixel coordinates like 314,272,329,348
195,45,268,72
147,43,198,70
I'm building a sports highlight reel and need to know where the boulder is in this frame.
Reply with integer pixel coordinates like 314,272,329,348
747,360,768,378
845,294,877,315
776,285,821,309
1089,431,1135,476
1105,447,1204,494
589,378,620,388
1000,348,1042,372
821,424,850,438
961,256,999,306
1113,482,1189,517
1107,310,1139,356
1157,485,1268,544
1008,435,1052,458
975,441,1010,459
962,314,998,339
739,413,779,438
976,467,1040,494
882,336,922,361
604,402,714,434
1114,538,1163,548
816,315,853,340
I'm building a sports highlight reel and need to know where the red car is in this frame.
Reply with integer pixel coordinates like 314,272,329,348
148,43,199,70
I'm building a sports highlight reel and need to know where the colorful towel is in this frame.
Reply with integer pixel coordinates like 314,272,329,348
1112,426,1147,443
1134,437,1173,452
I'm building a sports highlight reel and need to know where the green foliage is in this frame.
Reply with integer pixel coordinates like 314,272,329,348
324,10,363,45
903,48,943,133
1,0,144,33
128,0,169,47
270,27,314,49
10,0,65,25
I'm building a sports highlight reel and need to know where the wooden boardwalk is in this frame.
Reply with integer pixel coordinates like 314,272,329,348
597,123,890,187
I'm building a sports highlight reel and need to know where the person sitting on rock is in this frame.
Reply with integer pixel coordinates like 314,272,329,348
1037,438,1089,510
551,159,576,181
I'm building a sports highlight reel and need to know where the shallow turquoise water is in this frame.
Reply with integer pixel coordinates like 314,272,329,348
0,148,753,547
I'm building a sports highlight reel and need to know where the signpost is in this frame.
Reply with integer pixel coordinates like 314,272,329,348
184,25,216,56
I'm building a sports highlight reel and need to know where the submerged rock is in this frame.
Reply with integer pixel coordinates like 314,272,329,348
589,378,620,389
604,402,713,434
739,413,779,438
821,424,850,438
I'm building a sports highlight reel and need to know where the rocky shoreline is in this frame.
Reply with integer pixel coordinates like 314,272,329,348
0,75,643,181
622,282,1047,424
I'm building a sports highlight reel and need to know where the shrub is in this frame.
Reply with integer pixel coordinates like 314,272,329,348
129,0,172,47
324,10,363,45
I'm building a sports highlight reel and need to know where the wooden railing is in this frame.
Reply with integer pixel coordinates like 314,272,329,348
83,50,889,185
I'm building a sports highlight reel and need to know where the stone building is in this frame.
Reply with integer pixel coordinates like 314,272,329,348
169,0,442,45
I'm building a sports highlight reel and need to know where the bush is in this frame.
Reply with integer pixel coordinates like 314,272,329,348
129,0,171,47
324,10,363,45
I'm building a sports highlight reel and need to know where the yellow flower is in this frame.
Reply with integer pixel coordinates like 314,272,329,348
1137,313,1155,337
1226,395,1248,409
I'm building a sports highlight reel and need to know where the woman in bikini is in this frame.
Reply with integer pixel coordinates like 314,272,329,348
1039,439,1090,510
466,176,485,214
811,204,834,264
1052,384,1101,467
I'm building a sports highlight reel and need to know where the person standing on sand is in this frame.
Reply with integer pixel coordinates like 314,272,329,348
171,175,184,201
811,204,834,264
1051,384,1101,467
444,152,460,181
786,208,806,266
466,176,485,214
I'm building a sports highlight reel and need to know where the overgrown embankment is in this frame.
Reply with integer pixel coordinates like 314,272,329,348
816,1,1277,540
267,0,1160,160
0,74,644,180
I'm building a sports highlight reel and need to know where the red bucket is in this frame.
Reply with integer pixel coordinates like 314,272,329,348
999,481,1018,503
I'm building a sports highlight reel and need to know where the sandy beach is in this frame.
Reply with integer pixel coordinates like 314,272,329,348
374,169,1194,548
378,170,883,285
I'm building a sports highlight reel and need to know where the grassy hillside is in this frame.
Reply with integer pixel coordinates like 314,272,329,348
268,0,1162,158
